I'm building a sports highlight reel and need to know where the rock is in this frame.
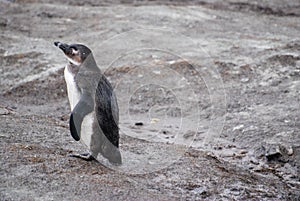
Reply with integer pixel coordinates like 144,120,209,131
232,124,244,131
183,130,194,139
150,118,160,124
240,77,249,83
135,122,143,126
287,146,294,156
192,186,208,195
265,144,282,161
250,158,260,165
253,164,264,172
0,108,10,115
263,143,293,163
239,150,248,155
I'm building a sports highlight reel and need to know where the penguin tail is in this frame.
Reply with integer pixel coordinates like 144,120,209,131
107,148,122,165
101,144,122,165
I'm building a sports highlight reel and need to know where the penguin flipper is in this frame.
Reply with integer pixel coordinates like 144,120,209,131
70,93,94,141
95,76,119,147
70,114,80,141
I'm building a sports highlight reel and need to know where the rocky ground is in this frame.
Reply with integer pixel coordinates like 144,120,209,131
0,0,300,200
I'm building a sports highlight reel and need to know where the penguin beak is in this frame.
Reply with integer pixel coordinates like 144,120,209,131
54,41,72,55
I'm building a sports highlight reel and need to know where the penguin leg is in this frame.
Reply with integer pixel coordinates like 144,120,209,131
69,153,96,161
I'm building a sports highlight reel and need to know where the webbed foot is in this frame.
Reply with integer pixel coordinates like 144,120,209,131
69,153,96,161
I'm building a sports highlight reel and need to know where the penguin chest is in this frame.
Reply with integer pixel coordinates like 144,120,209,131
64,66,81,111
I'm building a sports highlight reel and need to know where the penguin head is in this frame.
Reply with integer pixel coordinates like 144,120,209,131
54,41,92,66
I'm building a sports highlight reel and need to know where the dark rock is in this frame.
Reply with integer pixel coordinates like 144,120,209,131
266,144,282,161
135,122,143,126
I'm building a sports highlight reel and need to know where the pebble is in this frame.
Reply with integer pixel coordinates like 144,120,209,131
265,144,282,161
239,150,248,154
0,108,10,115
233,124,244,131
192,186,207,195
250,159,259,165
135,122,143,126
183,131,194,139
253,165,265,172
287,146,294,156
150,118,160,124
241,77,249,83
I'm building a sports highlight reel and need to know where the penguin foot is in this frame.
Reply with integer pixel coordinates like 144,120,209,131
69,153,96,161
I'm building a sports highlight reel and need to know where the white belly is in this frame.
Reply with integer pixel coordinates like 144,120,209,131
64,66,81,111
80,112,94,148
65,66,94,148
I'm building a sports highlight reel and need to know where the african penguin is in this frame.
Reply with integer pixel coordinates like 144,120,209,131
54,41,121,165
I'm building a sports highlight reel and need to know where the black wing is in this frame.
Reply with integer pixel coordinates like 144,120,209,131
69,92,94,141
95,75,119,147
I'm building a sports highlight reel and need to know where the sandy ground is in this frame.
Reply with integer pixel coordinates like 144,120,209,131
0,0,300,200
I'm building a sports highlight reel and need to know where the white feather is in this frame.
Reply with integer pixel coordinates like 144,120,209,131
67,57,81,66
64,66,81,110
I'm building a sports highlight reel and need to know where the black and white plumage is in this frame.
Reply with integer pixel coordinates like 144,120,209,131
54,41,121,165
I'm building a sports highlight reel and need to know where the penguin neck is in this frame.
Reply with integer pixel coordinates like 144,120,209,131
67,54,100,76
82,53,100,72
67,63,80,76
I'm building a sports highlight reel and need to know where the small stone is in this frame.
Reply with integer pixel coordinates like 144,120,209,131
135,122,143,126
241,77,249,83
0,108,9,115
253,165,264,172
233,125,244,131
25,145,33,150
150,118,160,124
91,171,98,175
192,186,207,195
287,146,293,156
183,131,194,139
239,150,248,154
250,159,259,165
266,144,282,161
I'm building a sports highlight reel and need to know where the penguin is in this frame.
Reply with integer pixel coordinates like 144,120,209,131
54,41,122,165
